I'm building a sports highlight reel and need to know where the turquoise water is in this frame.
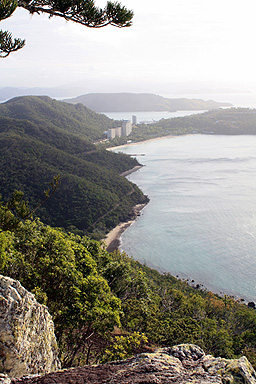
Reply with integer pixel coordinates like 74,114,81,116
115,135,256,302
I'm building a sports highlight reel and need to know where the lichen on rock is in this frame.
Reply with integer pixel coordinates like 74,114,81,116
0,275,60,378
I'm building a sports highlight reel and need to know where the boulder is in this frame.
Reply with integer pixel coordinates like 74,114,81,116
0,275,60,378
11,344,256,384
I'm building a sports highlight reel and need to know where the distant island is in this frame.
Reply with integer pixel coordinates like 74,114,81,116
63,93,232,112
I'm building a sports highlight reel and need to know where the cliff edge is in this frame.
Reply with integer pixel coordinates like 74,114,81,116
0,275,60,378
10,344,256,384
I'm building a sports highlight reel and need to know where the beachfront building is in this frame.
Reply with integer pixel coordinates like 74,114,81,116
107,128,117,140
132,115,137,125
122,121,132,136
106,120,133,140
115,127,122,137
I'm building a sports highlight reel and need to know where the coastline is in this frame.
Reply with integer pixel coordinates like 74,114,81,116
104,135,173,252
107,134,176,151
120,165,143,177
104,202,147,253
104,136,254,305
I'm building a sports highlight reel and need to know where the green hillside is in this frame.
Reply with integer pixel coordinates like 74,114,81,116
1,208,256,368
0,96,147,237
1,97,256,371
125,107,256,142
64,92,232,112
0,95,115,141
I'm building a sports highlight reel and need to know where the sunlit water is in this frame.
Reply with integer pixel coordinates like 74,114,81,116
102,110,207,123
114,135,256,302
102,91,256,123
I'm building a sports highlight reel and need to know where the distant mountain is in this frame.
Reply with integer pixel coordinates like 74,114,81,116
0,96,147,237
0,87,82,101
63,93,232,112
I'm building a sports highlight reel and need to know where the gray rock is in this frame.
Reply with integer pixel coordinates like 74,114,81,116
0,374,11,384
0,275,60,378
11,344,256,384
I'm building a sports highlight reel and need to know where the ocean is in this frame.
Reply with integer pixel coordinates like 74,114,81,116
114,134,256,302
101,110,207,124
102,91,256,123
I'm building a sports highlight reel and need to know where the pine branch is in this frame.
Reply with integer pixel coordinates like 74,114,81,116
17,0,133,28
0,30,25,58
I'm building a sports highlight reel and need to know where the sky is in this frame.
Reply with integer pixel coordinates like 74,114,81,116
1,0,256,95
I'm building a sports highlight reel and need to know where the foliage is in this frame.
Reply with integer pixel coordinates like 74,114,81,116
128,108,256,142
0,0,25,57
101,331,148,362
0,29,25,58
0,96,147,236
96,250,256,365
1,197,256,367
0,190,30,230
0,0,133,57
0,216,122,366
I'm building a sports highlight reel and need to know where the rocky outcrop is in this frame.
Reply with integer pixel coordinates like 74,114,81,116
0,275,60,378
11,344,256,384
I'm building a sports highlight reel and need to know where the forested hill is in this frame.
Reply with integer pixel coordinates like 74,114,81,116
0,96,147,238
0,95,115,141
64,93,232,112
126,107,256,142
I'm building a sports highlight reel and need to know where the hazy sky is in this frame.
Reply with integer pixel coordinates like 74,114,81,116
1,0,256,94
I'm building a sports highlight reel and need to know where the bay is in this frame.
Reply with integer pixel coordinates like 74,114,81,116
102,91,256,123
101,110,207,123
115,135,256,302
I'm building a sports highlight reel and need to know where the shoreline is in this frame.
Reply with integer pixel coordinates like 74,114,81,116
120,165,143,177
105,137,254,305
104,202,147,253
108,134,176,151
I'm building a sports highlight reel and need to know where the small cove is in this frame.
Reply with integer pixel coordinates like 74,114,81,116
114,134,256,302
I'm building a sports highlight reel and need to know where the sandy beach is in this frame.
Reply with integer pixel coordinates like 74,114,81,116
103,203,147,252
104,135,175,252
107,134,175,151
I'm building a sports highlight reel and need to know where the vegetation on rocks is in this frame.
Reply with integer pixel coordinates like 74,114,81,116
1,99,256,371
1,197,256,369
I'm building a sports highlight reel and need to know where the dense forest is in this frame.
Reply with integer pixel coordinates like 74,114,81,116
1,197,256,368
1,98,256,371
0,96,147,238
64,92,231,112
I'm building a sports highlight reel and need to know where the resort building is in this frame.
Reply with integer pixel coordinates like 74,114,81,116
122,121,132,136
106,120,133,140
107,128,117,140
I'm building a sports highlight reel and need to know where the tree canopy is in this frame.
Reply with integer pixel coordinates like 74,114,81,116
2,198,256,367
0,0,133,57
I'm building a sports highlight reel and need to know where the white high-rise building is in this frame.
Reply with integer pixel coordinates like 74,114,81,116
106,121,132,140
107,128,116,139
122,121,132,136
